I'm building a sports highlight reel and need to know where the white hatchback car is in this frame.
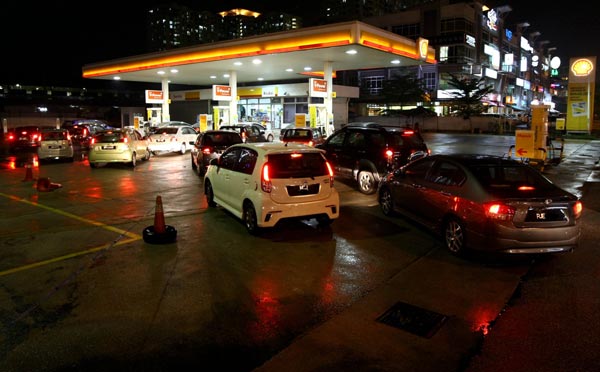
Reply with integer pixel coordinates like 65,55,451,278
147,125,197,155
88,128,151,168
204,142,339,234
37,128,75,162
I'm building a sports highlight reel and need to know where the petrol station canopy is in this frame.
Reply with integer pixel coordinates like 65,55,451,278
82,21,436,87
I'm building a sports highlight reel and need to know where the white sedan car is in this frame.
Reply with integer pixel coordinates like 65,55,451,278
204,142,339,234
147,125,197,155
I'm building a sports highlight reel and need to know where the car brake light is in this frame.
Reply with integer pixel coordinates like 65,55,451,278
517,185,535,191
402,130,414,136
261,163,272,192
308,140,314,147
326,161,334,187
573,200,583,219
484,202,515,221
91,138,96,145
202,147,213,154
384,149,393,159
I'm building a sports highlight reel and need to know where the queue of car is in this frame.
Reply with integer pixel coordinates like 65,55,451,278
4,119,583,258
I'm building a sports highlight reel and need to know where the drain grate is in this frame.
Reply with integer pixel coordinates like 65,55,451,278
376,301,447,339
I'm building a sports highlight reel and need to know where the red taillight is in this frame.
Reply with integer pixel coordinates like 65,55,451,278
91,138,96,145
517,185,535,191
402,130,414,136
202,147,213,154
384,149,393,159
241,132,247,141
484,202,515,221
573,200,583,219
326,161,334,187
308,140,314,147
261,163,272,192
83,128,88,136
7,133,15,141
120,137,128,143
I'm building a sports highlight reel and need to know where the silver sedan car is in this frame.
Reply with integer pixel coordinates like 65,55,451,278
378,154,583,257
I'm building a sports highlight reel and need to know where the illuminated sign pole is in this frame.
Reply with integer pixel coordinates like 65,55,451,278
566,57,596,134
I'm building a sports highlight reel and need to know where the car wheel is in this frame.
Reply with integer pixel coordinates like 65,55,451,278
243,201,261,235
357,170,377,195
316,215,333,227
205,180,216,207
444,217,466,256
191,155,197,170
267,134,274,142
180,143,186,155
130,153,137,168
144,149,151,161
379,187,395,216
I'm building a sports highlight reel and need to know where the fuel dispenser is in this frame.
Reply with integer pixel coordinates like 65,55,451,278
509,105,563,170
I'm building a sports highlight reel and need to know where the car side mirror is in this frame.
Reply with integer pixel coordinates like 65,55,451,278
210,158,219,166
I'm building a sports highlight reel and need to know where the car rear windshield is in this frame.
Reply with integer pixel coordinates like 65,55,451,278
470,164,559,196
153,127,179,134
204,132,242,146
42,131,68,140
94,132,123,143
267,152,329,178
283,129,312,141
388,132,425,148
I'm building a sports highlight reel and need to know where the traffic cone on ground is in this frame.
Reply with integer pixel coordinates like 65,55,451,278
153,195,166,234
143,195,177,244
23,163,33,182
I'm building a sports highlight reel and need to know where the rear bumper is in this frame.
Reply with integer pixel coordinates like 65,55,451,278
257,192,340,227
467,225,581,254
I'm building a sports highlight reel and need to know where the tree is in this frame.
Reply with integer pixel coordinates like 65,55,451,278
381,73,428,110
446,73,494,119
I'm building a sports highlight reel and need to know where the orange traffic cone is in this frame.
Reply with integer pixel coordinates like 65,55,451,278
143,195,177,244
153,195,166,234
36,177,51,192
23,163,33,182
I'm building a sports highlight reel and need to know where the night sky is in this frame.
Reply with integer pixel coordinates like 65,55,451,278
1,1,596,86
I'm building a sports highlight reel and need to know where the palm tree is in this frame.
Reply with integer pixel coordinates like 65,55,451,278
446,73,494,119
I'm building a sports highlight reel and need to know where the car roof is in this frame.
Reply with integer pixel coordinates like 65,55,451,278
229,142,325,155
427,153,524,167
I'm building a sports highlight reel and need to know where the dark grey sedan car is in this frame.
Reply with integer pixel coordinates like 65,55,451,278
378,154,583,256
190,130,243,176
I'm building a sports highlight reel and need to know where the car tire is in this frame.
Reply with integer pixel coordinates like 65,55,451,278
144,149,151,161
379,187,395,216
180,143,186,155
205,180,216,207
130,153,137,168
191,155,197,170
243,201,261,235
444,217,466,256
316,215,333,227
267,134,274,142
357,170,377,195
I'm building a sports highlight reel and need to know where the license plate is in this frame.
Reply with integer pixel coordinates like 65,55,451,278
103,145,116,150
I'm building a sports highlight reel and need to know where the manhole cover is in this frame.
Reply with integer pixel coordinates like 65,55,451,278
376,301,447,339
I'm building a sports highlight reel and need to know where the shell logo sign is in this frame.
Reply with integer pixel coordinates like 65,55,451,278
571,58,594,77
212,85,232,101
417,37,429,61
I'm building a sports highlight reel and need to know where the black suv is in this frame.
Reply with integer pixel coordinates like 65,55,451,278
316,122,429,194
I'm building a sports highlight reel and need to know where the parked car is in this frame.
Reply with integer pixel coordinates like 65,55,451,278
378,154,583,257
190,129,243,176
204,142,339,234
88,128,151,168
316,122,429,195
147,125,197,155
220,123,270,143
7,125,45,150
67,126,93,149
280,126,327,146
62,119,113,135
37,128,75,162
